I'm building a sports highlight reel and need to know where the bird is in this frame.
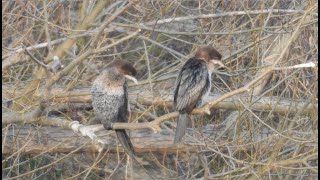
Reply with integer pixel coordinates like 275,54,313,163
173,45,225,144
91,59,138,157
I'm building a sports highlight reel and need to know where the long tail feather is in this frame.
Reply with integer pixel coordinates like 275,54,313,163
174,113,189,144
115,130,136,158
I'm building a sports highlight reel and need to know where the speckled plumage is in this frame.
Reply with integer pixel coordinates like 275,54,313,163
91,60,136,157
173,46,223,144
91,69,127,124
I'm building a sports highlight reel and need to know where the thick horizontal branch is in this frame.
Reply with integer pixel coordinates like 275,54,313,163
3,90,316,126
2,100,46,125
45,88,317,116
0,124,246,155
2,86,317,135
2,123,315,156
0,125,194,155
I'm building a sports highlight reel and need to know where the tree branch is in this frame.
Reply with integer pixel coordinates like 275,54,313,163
145,9,318,26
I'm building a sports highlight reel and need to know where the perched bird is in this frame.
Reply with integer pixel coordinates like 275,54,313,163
173,46,224,144
91,59,138,157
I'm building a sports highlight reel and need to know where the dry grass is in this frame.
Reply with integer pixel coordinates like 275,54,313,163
2,0,318,179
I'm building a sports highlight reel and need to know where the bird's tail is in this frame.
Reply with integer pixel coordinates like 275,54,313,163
99,132,156,179
174,113,189,144
115,129,136,158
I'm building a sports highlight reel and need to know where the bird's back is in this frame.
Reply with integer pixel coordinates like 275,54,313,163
174,58,210,113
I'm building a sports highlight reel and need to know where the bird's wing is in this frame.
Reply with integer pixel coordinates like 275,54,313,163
117,81,129,123
174,59,210,113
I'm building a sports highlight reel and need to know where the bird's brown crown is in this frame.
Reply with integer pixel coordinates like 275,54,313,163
195,46,222,61
108,59,137,77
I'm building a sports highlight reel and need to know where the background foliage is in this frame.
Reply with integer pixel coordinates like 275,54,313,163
2,0,318,179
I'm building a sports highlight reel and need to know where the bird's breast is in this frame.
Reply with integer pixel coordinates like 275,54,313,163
92,79,124,95
91,84,126,122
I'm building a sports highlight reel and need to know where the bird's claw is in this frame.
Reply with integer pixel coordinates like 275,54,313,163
204,107,211,115
150,124,161,133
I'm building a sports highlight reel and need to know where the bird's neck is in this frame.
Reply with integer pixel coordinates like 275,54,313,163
195,58,215,73
95,68,125,89
207,63,216,73
106,68,124,81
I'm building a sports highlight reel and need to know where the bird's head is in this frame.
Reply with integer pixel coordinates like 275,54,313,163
109,60,138,84
195,45,225,71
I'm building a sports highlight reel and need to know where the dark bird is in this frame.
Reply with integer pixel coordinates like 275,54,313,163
91,59,138,157
173,45,224,144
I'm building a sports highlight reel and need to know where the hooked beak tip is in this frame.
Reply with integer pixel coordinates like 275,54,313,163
210,59,225,68
124,75,138,84
133,79,138,84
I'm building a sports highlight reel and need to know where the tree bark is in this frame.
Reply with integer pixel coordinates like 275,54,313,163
2,124,230,155
47,89,317,116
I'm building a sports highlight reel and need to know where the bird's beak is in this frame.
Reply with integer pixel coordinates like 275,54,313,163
124,75,138,84
210,59,225,68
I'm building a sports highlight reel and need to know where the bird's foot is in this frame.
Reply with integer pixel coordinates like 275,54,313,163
103,123,113,130
149,124,161,133
204,106,211,115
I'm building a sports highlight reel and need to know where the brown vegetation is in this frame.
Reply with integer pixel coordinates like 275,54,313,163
2,0,318,179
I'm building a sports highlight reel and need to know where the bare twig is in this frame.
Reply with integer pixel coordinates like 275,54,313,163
145,9,318,26
90,0,137,48
44,29,141,94
22,44,49,70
